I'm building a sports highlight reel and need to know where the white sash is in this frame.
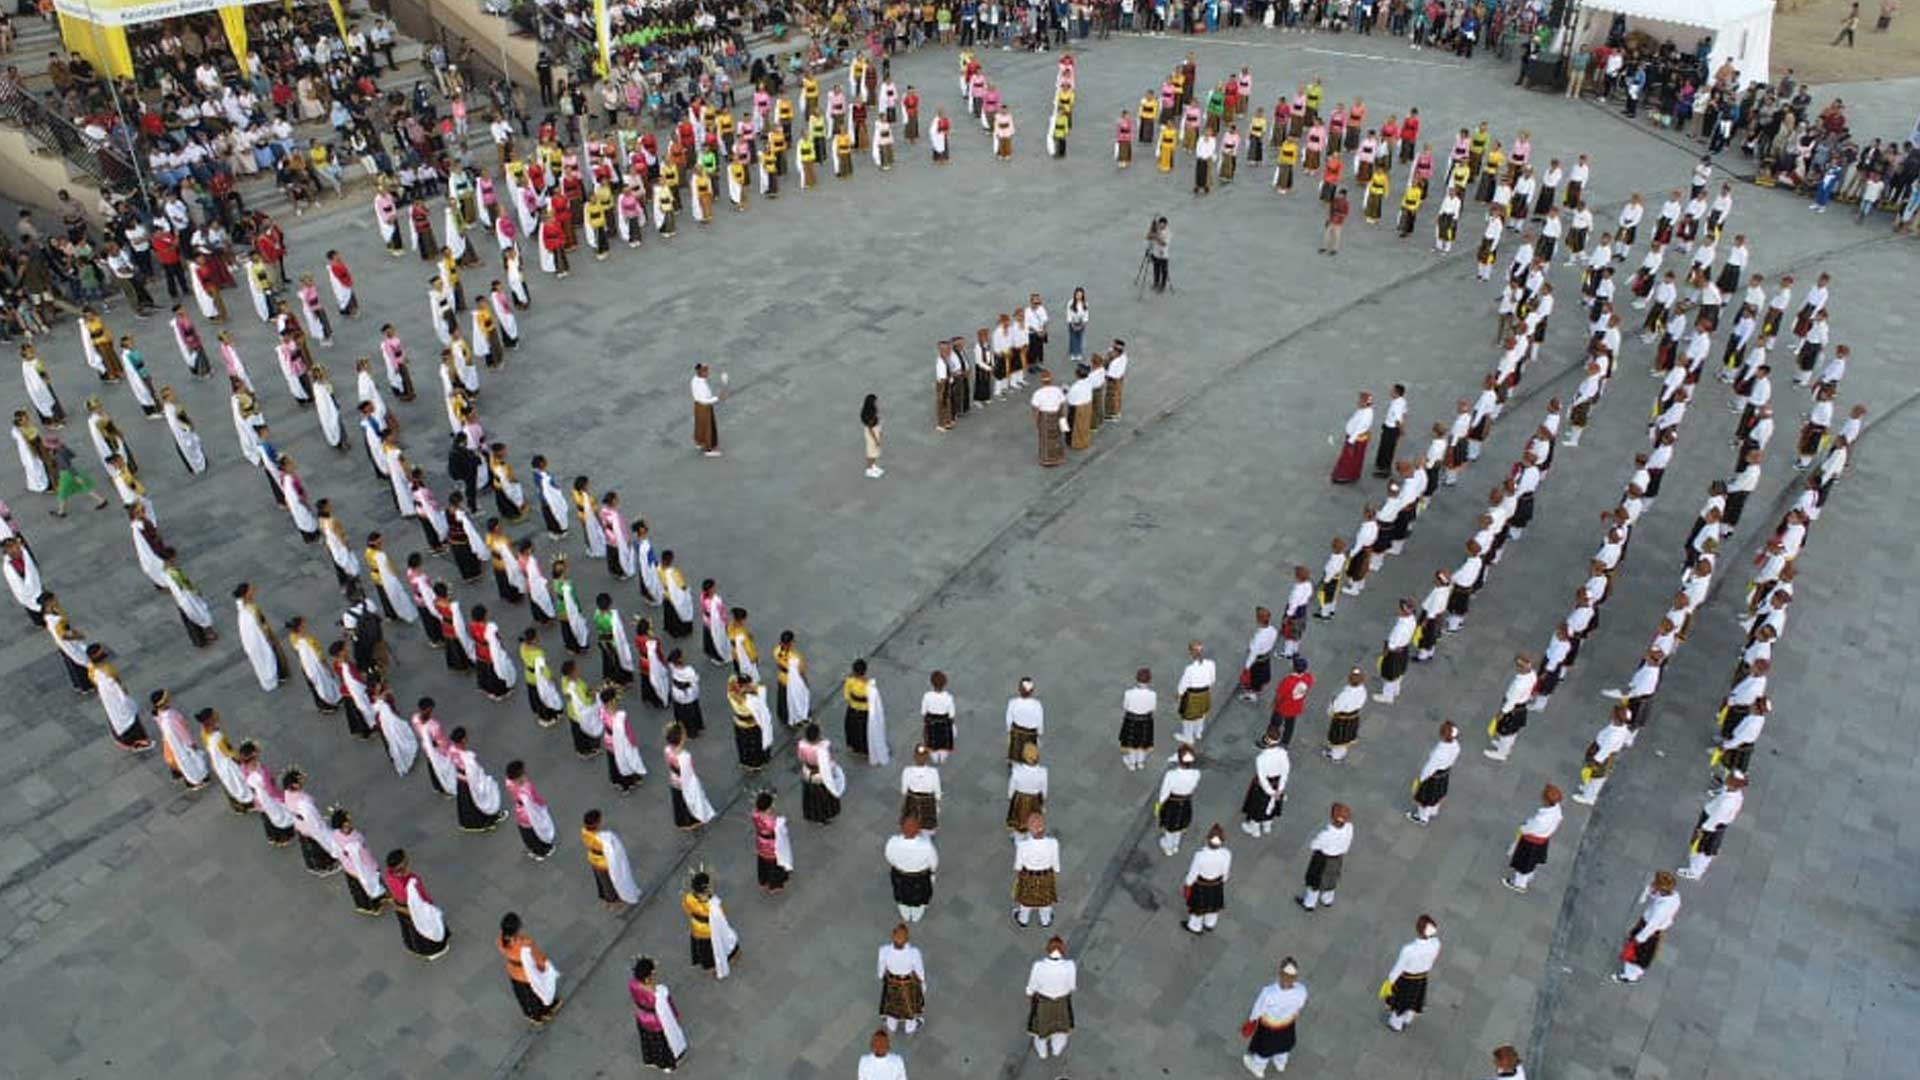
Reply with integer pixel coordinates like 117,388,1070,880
376,701,419,774
672,748,717,823
601,828,641,902
654,985,689,1056
709,897,737,979
866,678,890,766
460,749,503,814
522,945,560,1004
748,686,774,750
774,815,795,870
785,664,812,724
406,879,446,941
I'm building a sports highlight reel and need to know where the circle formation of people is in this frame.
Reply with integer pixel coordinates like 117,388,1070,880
2,9,1868,1080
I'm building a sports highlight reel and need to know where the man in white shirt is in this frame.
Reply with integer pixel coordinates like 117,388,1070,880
1679,773,1747,880
1614,871,1681,983
1175,640,1216,745
884,818,938,922
1104,338,1129,419
690,363,723,457
1064,365,1095,449
1502,784,1564,892
1372,382,1407,477
876,925,928,1034
1023,937,1077,1059
1241,958,1308,1077
857,1028,909,1079
1240,607,1279,702
1030,370,1066,466
1295,802,1352,911
1012,814,1061,927
1024,293,1050,368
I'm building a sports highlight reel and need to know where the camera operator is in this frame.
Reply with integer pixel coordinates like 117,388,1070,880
1146,217,1170,292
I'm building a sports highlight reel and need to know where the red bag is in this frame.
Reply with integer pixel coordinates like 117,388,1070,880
1238,667,1253,690
1240,1021,1258,1039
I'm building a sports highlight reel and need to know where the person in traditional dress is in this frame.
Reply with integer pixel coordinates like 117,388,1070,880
752,790,794,892
231,582,285,691
885,815,939,923
1182,824,1233,934
1175,640,1216,745
331,808,387,914
1242,957,1308,1077
1238,724,1291,837
1024,935,1077,1060
601,686,648,793
630,957,689,1072
503,759,553,856
1615,870,1683,984
682,871,740,978
1323,667,1367,762
726,675,774,770
1296,802,1353,912
149,689,209,790
1013,812,1062,928
1330,391,1374,483
1030,370,1066,466
382,849,450,959
690,363,723,457
1118,667,1157,771
1382,915,1442,1030
279,768,336,875
449,727,508,831
581,808,642,908
664,723,718,830
877,925,929,1037
667,649,706,739
798,721,846,825
1407,721,1460,825
1679,773,1747,880
1502,784,1564,893
497,912,561,1025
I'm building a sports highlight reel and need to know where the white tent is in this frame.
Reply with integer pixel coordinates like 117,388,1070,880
1574,0,1775,88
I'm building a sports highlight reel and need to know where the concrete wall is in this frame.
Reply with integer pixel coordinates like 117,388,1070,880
0,126,101,217
378,0,543,87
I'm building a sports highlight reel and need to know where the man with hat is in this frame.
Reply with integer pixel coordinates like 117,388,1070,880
1030,371,1066,466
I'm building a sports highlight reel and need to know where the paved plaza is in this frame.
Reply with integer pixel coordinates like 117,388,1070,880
1,32,1916,1080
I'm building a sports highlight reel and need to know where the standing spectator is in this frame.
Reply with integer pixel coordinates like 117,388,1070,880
862,395,885,478
1320,187,1350,255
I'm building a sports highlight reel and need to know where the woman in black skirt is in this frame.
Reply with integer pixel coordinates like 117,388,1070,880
1382,914,1442,1031
498,912,561,1025
629,957,687,1071
281,769,339,875
752,792,792,892
798,723,843,824
727,676,772,770
920,670,956,761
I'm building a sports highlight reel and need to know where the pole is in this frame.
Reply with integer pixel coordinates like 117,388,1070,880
79,0,154,213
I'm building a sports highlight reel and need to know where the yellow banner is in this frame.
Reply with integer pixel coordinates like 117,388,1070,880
56,12,133,78
218,3,249,78
327,0,348,42
593,0,611,75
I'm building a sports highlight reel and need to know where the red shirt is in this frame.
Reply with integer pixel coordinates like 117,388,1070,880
153,231,181,266
1328,195,1351,226
1273,672,1314,719
329,259,352,288
541,220,567,252
256,227,284,263
1402,114,1420,143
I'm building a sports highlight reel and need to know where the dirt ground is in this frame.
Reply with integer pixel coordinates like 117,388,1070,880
1770,0,1920,83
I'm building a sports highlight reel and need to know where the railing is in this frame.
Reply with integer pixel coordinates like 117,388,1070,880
0,81,142,196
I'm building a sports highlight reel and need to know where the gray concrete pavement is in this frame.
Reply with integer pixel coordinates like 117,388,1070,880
0,30,1914,1080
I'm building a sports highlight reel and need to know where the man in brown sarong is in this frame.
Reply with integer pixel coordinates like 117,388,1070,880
690,363,723,457
1031,370,1066,467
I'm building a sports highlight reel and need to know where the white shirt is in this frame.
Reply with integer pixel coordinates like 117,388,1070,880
857,1052,909,1080
1029,385,1065,413
1248,981,1308,1026
1386,935,1441,979
1327,682,1367,716
1123,685,1157,715
1014,834,1062,873
1005,695,1044,734
1252,745,1291,793
899,763,942,800
1184,844,1232,884
1343,406,1375,444
1385,614,1416,651
690,375,719,405
1025,955,1077,998
877,942,927,985
884,832,939,874
1178,658,1216,695
1246,625,1279,665
1417,739,1460,780
1107,350,1130,379
1156,764,1201,803
1008,761,1048,798
1699,789,1745,831
1382,396,1407,430
1518,803,1563,840
1308,821,1353,857
1066,378,1093,406
1634,891,1681,939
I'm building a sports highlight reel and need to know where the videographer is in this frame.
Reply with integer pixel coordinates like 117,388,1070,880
1146,217,1170,293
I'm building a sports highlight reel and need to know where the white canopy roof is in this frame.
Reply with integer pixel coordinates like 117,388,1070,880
1578,0,1775,30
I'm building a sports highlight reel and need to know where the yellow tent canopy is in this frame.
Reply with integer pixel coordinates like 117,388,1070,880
52,0,296,80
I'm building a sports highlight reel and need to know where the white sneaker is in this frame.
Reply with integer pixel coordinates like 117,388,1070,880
1571,792,1597,805
1482,748,1508,762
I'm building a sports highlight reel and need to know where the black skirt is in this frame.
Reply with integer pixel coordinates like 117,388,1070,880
1327,710,1361,746
1248,1019,1297,1057
1387,972,1428,1013
1241,779,1284,822
298,833,340,874
802,779,840,823
1303,850,1343,890
902,790,939,832
518,825,555,859
637,1021,682,1069
845,706,870,756
922,714,955,752
1158,794,1193,834
757,855,790,890
1493,707,1528,737
1186,877,1226,915
1412,770,1450,807
890,868,934,906
511,977,555,1021
346,873,386,914
457,781,502,830
1118,711,1154,750
672,697,705,738
1379,646,1409,683
670,789,703,829
1509,836,1550,873
733,723,770,769
570,720,601,756
262,814,296,845
397,912,450,958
